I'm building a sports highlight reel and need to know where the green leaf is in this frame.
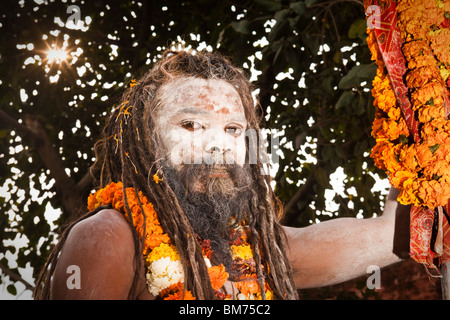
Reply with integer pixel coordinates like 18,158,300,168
354,140,368,156
290,2,305,16
338,64,377,90
274,9,289,22
348,19,367,39
305,0,318,7
268,19,289,42
7,284,17,296
254,0,282,12
429,143,440,154
231,20,250,35
315,167,330,188
321,145,334,161
335,91,355,110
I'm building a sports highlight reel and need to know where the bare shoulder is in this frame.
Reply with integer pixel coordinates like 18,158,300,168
72,208,134,244
51,209,137,299
64,208,136,261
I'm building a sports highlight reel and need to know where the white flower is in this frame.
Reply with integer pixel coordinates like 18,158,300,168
204,257,212,268
146,257,184,296
237,293,256,300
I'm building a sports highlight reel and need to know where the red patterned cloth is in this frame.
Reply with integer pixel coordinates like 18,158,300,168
364,0,450,268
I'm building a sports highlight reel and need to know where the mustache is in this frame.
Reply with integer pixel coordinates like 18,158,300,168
177,163,253,194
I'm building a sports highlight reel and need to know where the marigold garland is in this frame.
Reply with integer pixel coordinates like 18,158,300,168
87,181,273,300
368,0,450,209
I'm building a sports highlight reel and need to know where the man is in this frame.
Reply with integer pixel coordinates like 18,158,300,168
34,50,409,300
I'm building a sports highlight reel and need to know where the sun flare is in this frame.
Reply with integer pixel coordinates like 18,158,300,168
46,48,68,64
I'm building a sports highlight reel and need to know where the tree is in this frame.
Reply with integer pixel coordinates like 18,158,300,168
0,0,387,297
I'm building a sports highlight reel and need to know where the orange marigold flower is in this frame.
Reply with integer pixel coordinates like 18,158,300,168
235,276,261,296
397,180,417,206
425,7,445,26
423,159,450,178
373,0,450,209
401,40,432,58
411,81,446,108
382,143,404,173
406,66,442,89
367,28,384,67
372,118,409,141
87,193,101,211
418,105,445,123
399,145,418,172
415,144,434,167
208,264,229,290
416,179,450,209
389,170,417,190
145,233,172,253
371,140,392,171
160,282,196,300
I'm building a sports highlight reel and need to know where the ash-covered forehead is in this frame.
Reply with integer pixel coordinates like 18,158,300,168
155,76,245,118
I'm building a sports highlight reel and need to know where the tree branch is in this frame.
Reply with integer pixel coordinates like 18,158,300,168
0,262,34,292
23,115,83,220
0,109,31,136
76,169,94,195
2,110,88,220
281,172,316,225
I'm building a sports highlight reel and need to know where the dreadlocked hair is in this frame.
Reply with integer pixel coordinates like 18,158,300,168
34,49,299,300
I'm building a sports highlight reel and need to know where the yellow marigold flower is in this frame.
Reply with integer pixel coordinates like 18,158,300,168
439,64,450,82
231,244,253,261
147,242,180,263
153,172,163,184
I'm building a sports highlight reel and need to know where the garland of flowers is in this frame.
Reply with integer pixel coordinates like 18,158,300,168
87,181,273,300
369,0,450,209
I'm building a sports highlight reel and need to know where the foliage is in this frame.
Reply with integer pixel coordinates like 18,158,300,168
0,0,388,297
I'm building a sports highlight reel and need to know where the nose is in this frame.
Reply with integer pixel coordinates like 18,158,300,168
207,146,223,153
203,129,232,163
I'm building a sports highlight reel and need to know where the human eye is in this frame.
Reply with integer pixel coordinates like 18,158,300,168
180,121,203,131
225,124,244,137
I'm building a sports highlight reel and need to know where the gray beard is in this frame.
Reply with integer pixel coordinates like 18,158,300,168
164,163,254,272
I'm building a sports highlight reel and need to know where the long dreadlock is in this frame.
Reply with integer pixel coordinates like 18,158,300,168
34,49,299,300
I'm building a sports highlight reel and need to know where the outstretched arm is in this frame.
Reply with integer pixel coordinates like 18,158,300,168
284,187,410,289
